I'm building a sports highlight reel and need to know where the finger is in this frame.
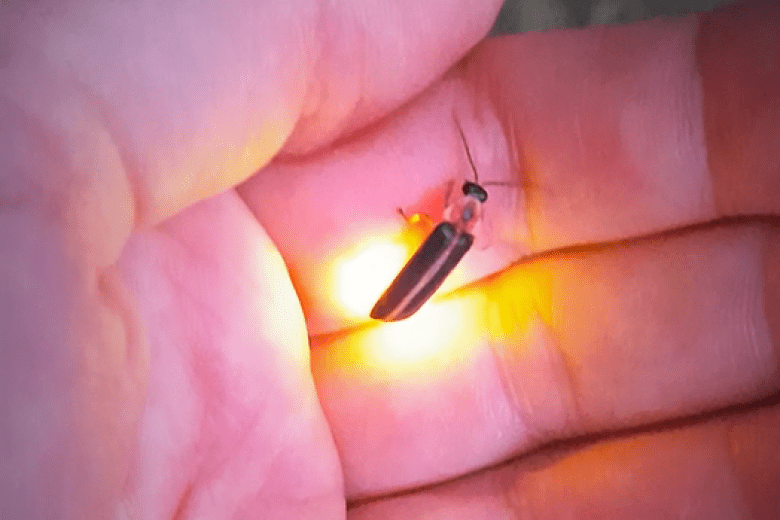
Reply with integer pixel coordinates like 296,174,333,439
697,3,780,217
241,3,780,334
2,2,500,516
0,211,147,517
311,220,780,500
2,0,502,241
348,400,780,519
117,192,344,519
467,2,780,251
240,76,524,332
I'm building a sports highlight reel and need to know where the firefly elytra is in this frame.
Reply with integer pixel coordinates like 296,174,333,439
370,118,500,322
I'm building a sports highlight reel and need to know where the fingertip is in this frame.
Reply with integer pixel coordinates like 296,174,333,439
697,2,780,216
465,15,716,249
283,0,506,154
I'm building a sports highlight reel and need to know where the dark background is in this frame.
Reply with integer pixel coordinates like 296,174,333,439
490,0,735,34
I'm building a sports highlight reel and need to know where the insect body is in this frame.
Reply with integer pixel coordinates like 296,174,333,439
370,121,490,322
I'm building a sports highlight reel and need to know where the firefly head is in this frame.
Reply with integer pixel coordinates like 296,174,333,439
462,181,488,203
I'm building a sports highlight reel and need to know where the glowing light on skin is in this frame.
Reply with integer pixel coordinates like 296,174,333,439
316,258,555,382
323,214,475,377
331,213,437,320
371,302,464,367
324,168,549,376
334,239,408,319
313,299,477,382
478,264,555,343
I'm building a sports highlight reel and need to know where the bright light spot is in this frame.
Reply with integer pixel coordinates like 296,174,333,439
370,303,463,367
313,298,477,383
333,239,408,318
332,214,436,320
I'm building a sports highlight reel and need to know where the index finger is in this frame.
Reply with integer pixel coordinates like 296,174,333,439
308,1,780,500
241,4,780,335
470,2,780,250
313,218,780,500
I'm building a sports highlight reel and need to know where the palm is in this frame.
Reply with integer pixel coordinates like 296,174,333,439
119,190,344,519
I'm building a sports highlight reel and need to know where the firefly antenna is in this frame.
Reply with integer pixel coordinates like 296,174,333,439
454,117,480,184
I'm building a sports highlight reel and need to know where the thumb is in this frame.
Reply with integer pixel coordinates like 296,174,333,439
1,1,500,518
4,0,503,243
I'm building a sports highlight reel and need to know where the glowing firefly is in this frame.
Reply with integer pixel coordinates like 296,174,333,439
370,119,505,321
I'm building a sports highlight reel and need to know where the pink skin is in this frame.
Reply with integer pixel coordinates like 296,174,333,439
2,2,780,520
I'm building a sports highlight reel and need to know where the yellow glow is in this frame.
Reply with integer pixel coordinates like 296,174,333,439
315,299,477,382
331,214,434,320
332,239,408,318
315,264,555,383
370,303,464,367
481,265,554,342
321,212,556,381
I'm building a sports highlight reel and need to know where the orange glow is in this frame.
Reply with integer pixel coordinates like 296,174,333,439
480,265,554,343
369,302,466,368
315,264,555,383
333,239,408,319
322,214,555,380
315,298,479,382
331,213,435,320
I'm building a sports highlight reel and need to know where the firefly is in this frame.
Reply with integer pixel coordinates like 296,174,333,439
370,119,503,322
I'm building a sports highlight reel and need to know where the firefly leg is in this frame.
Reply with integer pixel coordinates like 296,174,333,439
443,179,456,209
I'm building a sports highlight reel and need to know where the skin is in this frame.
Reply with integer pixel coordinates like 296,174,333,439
1,1,778,519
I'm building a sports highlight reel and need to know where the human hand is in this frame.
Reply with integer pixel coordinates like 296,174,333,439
245,3,780,518
3,1,778,520
1,1,501,518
